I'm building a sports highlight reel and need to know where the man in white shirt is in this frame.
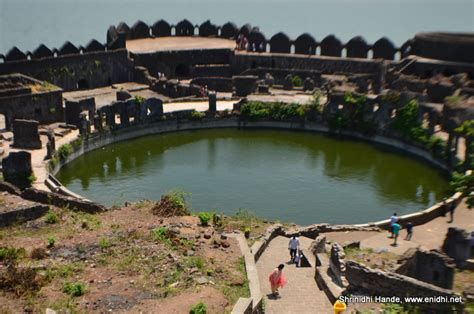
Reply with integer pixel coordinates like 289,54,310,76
389,213,398,238
288,235,300,263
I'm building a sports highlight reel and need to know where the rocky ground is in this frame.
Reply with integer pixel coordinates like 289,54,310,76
0,197,274,313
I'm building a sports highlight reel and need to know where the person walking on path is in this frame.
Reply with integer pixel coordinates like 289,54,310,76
269,264,286,296
448,201,456,223
405,222,413,241
288,235,300,263
389,213,398,238
392,222,401,246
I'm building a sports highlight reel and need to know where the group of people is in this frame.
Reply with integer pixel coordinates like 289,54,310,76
389,200,458,246
268,235,305,297
235,34,248,50
389,213,412,246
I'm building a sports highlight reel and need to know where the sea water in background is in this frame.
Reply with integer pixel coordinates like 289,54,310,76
0,0,472,53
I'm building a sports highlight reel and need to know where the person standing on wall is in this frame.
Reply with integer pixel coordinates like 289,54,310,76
389,213,398,238
288,235,300,263
405,222,413,241
448,201,456,223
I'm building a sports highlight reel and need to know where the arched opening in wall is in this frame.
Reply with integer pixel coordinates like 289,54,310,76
290,44,295,54
194,26,199,36
27,55,31,61
171,27,176,36
53,51,58,57
266,43,270,53
0,113,6,131
316,46,321,56
342,48,347,58
338,104,344,110
367,49,373,59
394,51,401,61
175,63,190,77
217,28,221,37
77,79,89,90
115,113,121,125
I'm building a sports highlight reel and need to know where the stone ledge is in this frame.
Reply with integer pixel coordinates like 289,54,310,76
231,297,253,314
250,224,284,262
0,192,50,227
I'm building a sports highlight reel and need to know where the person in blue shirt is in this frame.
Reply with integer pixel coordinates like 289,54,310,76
392,222,401,246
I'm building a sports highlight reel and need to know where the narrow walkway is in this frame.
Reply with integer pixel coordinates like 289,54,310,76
360,201,474,254
256,236,332,314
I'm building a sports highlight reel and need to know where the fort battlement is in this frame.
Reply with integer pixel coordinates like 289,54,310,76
0,19,473,95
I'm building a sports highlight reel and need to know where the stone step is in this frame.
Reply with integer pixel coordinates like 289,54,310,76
193,64,232,77
316,265,345,304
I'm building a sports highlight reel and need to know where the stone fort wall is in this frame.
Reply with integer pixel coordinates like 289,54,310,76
1,19,473,93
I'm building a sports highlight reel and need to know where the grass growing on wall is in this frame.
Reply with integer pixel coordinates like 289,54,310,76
240,101,310,121
390,99,445,156
328,92,377,135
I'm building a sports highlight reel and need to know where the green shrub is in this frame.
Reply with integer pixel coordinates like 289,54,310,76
47,236,56,248
63,282,87,297
134,95,146,105
190,301,207,314
190,110,206,120
391,99,447,152
186,256,205,270
57,144,73,161
152,190,190,217
391,99,420,134
151,227,172,246
198,212,212,226
45,209,59,224
0,247,25,265
240,101,306,121
27,174,37,184
99,238,111,250
291,75,303,87
451,171,474,208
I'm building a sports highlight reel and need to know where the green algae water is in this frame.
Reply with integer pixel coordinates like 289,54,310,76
56,129,450,224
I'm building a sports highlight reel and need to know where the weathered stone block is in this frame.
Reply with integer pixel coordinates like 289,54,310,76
65,100,82,127
233,76,258,97
303,77,315,91
117,90,132,101
283,74,293,90
208,92,217,112
2,151,33,189
13,119,41,149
